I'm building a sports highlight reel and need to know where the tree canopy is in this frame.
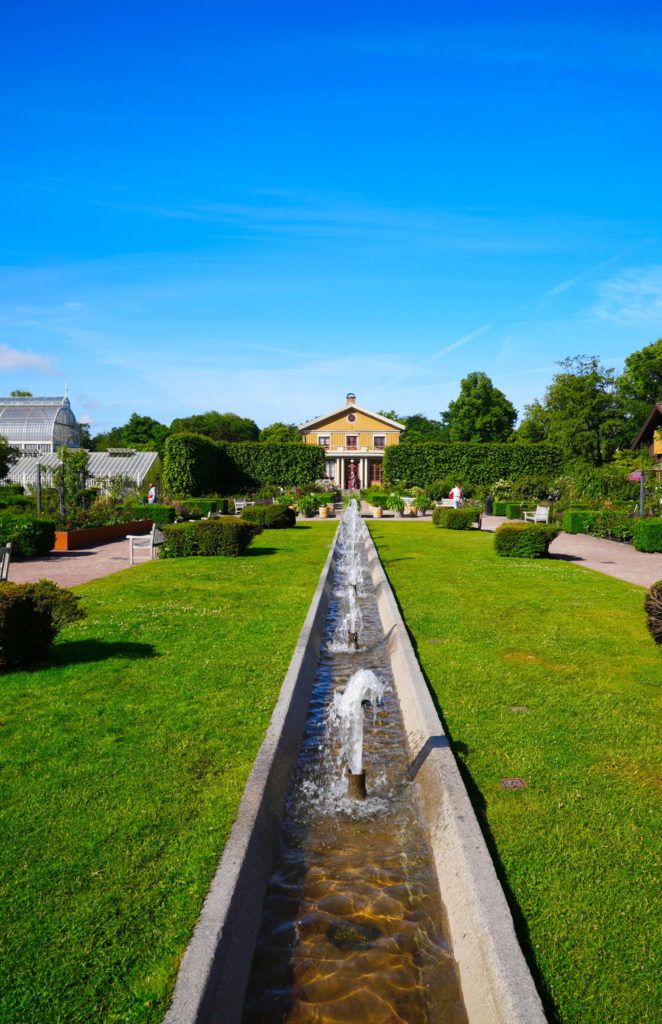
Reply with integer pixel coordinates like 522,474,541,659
517,356,623,466
92,412,170,456
258,422,302,443
440,371,517,442
617,337,662,430
169,411,259,443
0,436,19,478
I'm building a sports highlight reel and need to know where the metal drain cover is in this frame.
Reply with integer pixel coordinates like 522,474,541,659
500,777,527,790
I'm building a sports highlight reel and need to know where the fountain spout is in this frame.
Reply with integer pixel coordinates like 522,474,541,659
332,669,385,799
346,769,367,800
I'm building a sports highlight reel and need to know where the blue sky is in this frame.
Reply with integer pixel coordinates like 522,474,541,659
1,1,661,433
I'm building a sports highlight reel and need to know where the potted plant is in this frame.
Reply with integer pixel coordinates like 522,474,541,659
412,495,430,516
386,494,405,516
297,494,317,518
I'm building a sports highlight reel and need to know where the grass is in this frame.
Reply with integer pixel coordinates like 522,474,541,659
0,523,336,1024
368,522,662,1024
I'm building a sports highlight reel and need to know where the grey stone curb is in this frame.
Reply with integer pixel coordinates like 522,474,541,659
162,534,339,1024
363,528,547,1024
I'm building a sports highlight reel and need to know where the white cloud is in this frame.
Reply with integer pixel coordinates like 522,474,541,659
594,266,662,325
0,343,55,372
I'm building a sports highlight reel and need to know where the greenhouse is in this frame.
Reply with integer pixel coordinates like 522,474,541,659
3,449,162,492
0,396,80,453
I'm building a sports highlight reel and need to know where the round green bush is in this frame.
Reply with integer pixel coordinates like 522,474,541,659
240,504,296,529
432,507,480,530
494,522,560,558
644,579,662,644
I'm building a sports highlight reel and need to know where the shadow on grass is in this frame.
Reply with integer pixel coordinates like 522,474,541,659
376,551,562,1024
244,547,279,557
51,639,156,667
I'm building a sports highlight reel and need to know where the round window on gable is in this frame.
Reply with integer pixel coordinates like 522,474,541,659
347,413,357,423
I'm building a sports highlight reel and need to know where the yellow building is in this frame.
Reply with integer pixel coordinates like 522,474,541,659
299,393,405,489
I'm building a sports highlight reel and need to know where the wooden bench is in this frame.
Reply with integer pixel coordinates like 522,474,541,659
127,524,164,565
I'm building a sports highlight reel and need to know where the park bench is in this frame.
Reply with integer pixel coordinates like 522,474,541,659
127,523,164,565
434,498,455,508
0,542,12,581
523,506,550,524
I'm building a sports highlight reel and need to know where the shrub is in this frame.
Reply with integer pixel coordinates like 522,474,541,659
588,508,634,541
0,579,83,672
493,501,509,516
0,484,24,495
633,518,662,553
562,510,593,534
494,523,560,558
297,495,318,517
0,584,55,671
505,503,526,520
0,495,33,510
644,579,662,644
131,504,176,525
0,512,55,558
176,498,219,516
240,504,296,529
510,475,552,501
20,578,86,631
160,517,260,557
432,507,480,529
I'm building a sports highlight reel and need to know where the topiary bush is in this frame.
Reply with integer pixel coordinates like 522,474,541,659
493,501,509,516
432,507,480,530
644,579,662,644
0,512,55,558
240,504,296,529
633,518,662,553
505,502,526,520
160,517,260,557
494,522,560,558
20,578,86,632
562,510,594,534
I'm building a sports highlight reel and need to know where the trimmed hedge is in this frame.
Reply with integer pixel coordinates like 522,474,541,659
131,504,176,525
163,433,326,496
240,504,296,529
0,580,83,672
633,518,662,553
383,442,562,487
562,509,634,541
0,484,24,494
0,512,55,558
160,517,261,557
494,522,560,558
176,498,222,516
562,510,594,534
493,501,509,516
432,507,480,530
505,503,526,520
0,495,33,510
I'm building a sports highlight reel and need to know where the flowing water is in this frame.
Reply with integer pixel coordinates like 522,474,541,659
240,506,468,1024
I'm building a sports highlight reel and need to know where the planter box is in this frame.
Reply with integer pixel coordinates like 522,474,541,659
53,519,152,551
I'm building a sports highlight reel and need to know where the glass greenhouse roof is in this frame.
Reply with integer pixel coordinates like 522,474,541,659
0,396,79,450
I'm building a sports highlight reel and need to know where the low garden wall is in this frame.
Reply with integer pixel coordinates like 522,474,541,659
53,519,152,551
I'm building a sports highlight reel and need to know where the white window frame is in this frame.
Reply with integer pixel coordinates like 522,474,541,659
317,434,330,448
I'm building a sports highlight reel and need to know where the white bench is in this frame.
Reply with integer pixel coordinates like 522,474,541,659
523,505,550,523
127,523,164,565
0,542,11,581
435,499,455,508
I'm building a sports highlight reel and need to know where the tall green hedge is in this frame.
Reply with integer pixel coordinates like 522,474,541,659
163,434,326,496
383,442,562,487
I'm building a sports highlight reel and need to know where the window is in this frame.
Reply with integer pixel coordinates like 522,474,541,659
346,435,358,450
317,435,330,448
373,435,385,449
370,461,383,484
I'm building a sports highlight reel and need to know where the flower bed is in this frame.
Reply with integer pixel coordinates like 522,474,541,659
53,520,152,551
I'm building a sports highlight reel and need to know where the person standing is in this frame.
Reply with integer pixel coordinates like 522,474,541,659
147,482,157,505
450,482,463,508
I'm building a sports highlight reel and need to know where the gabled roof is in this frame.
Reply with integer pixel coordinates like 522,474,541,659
299,403,405,432
630,403,662,450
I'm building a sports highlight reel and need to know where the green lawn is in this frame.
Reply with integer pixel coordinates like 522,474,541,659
0,523,335,1024
369,522,662,1024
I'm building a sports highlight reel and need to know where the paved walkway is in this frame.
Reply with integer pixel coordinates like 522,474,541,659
7,516,662,590
480,515,662,588
7,537,137,588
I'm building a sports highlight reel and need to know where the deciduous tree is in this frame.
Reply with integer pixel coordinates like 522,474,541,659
440,372,516,442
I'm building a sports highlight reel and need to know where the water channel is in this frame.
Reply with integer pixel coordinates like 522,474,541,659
240,504,468,1024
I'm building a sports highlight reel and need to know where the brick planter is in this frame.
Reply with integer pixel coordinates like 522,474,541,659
53,519,152,551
